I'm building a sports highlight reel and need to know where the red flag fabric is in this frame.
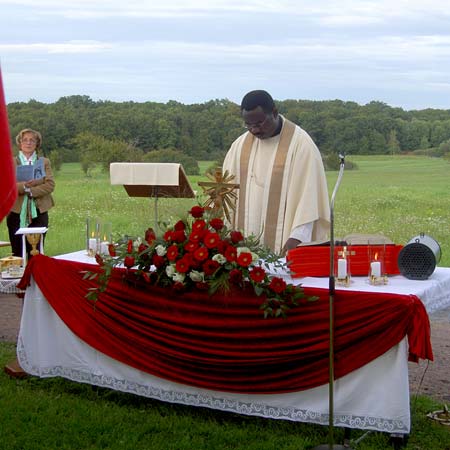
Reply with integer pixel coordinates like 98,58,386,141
0,69,16,222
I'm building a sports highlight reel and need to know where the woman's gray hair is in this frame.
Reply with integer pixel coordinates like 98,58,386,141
16,128,42,150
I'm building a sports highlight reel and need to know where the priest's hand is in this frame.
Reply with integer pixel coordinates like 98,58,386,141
281,238,301,256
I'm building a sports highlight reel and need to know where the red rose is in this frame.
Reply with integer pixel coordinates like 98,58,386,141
145,228,156,244
230,231,244,244
196,281,209,291
152,254,165,268
167,244,179,261
203,259,220,276
194,246,209,261
224,246,237,262
237,252,252,267
172,230,187,243
189,206,205,218
138,243,148,254
175,256,191,273
209,218,224,231
124,255,135,268
164,230,173,242
108,243,116,257
127,239,133,253
184,241,198,253
174,220,186,231
269,277,287,294
229,268,243,284
192,219,206,232
216,240,228,254
250,266,266,283
189,229,206,242
203,231,220,249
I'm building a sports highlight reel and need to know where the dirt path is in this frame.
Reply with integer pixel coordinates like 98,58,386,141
1,292,449,404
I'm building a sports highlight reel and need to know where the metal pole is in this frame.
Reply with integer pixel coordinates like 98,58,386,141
313,154,351,450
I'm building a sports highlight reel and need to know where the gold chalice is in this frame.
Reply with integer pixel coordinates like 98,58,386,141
26,233,41,256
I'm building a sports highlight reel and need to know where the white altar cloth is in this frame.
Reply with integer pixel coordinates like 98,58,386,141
17,252,450,434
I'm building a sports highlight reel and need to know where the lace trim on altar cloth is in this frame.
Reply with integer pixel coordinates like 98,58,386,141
17,340,409,434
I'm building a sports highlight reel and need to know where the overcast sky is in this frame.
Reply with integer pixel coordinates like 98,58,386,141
1,0,450,110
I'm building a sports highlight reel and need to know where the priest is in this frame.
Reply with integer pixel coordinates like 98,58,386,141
223,90,330,254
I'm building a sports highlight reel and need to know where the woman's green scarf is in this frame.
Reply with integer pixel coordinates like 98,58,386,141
18,152,38,227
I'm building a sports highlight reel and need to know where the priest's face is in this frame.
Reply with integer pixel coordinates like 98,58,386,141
242,106,280,139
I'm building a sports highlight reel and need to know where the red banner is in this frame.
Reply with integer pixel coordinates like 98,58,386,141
19,255,433,394
0,69,16,222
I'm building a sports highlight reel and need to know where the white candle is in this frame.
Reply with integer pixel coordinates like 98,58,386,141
100,241,109,255
371,261,381,278
337,258,347,278
88,238,97,253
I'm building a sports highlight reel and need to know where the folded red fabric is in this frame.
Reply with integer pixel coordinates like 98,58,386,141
19,254,433,394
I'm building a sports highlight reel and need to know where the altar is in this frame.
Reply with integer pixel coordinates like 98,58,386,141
16,251,450,434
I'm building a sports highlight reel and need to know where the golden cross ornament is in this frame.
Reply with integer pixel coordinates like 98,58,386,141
198,168,239,223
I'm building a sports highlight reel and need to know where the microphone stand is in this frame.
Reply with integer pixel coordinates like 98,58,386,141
313,154,352,450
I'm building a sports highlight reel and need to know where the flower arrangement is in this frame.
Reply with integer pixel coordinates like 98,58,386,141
87,205,314,317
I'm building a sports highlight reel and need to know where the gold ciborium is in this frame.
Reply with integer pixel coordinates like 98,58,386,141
26,233,42,256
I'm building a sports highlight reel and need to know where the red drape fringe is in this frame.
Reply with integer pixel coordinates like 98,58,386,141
19,255,433,394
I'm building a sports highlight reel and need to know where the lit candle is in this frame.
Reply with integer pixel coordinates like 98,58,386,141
371,261,381,278
88,238,97,253
337,258,347,278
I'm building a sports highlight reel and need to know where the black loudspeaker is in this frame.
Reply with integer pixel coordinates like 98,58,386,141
397,234,441,280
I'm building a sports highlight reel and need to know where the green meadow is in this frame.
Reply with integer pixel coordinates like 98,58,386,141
1,155,450,448
1,155,449,266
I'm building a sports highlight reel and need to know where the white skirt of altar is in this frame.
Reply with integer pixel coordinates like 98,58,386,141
17,279,411,434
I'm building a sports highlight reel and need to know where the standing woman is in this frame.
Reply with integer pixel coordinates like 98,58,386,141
7,129,55,257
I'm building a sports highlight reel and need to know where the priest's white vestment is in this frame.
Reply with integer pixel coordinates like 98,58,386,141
223,117,330,253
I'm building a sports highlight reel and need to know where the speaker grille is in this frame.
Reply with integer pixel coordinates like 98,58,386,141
397,243,436,280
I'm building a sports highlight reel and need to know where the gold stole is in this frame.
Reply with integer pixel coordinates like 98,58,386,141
238,119,296,250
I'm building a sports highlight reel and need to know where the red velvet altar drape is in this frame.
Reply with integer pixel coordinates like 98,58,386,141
19,255,433,394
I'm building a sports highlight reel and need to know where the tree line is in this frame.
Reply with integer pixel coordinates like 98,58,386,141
7,95,450,174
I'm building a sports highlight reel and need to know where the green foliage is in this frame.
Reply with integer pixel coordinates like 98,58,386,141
47,149,63,172
7,96,450,167
323,153,357,171
142,148,199,175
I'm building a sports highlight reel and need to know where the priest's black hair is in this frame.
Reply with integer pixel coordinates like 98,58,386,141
241,90,275,113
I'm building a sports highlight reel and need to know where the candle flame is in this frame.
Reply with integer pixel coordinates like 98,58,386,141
374,252,378,261
91,231,95,238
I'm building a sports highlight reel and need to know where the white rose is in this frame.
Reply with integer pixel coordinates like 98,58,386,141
173,272,186,283
134,237,142,250
155,244,167,256
237,246,251,256
166,264,175,277
212,253,226,265
189,270,205,282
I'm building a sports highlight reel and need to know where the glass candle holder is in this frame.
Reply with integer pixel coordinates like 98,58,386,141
368,239,388,285
335,245,352,287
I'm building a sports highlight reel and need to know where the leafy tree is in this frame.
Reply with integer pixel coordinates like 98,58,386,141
142,149,199,175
